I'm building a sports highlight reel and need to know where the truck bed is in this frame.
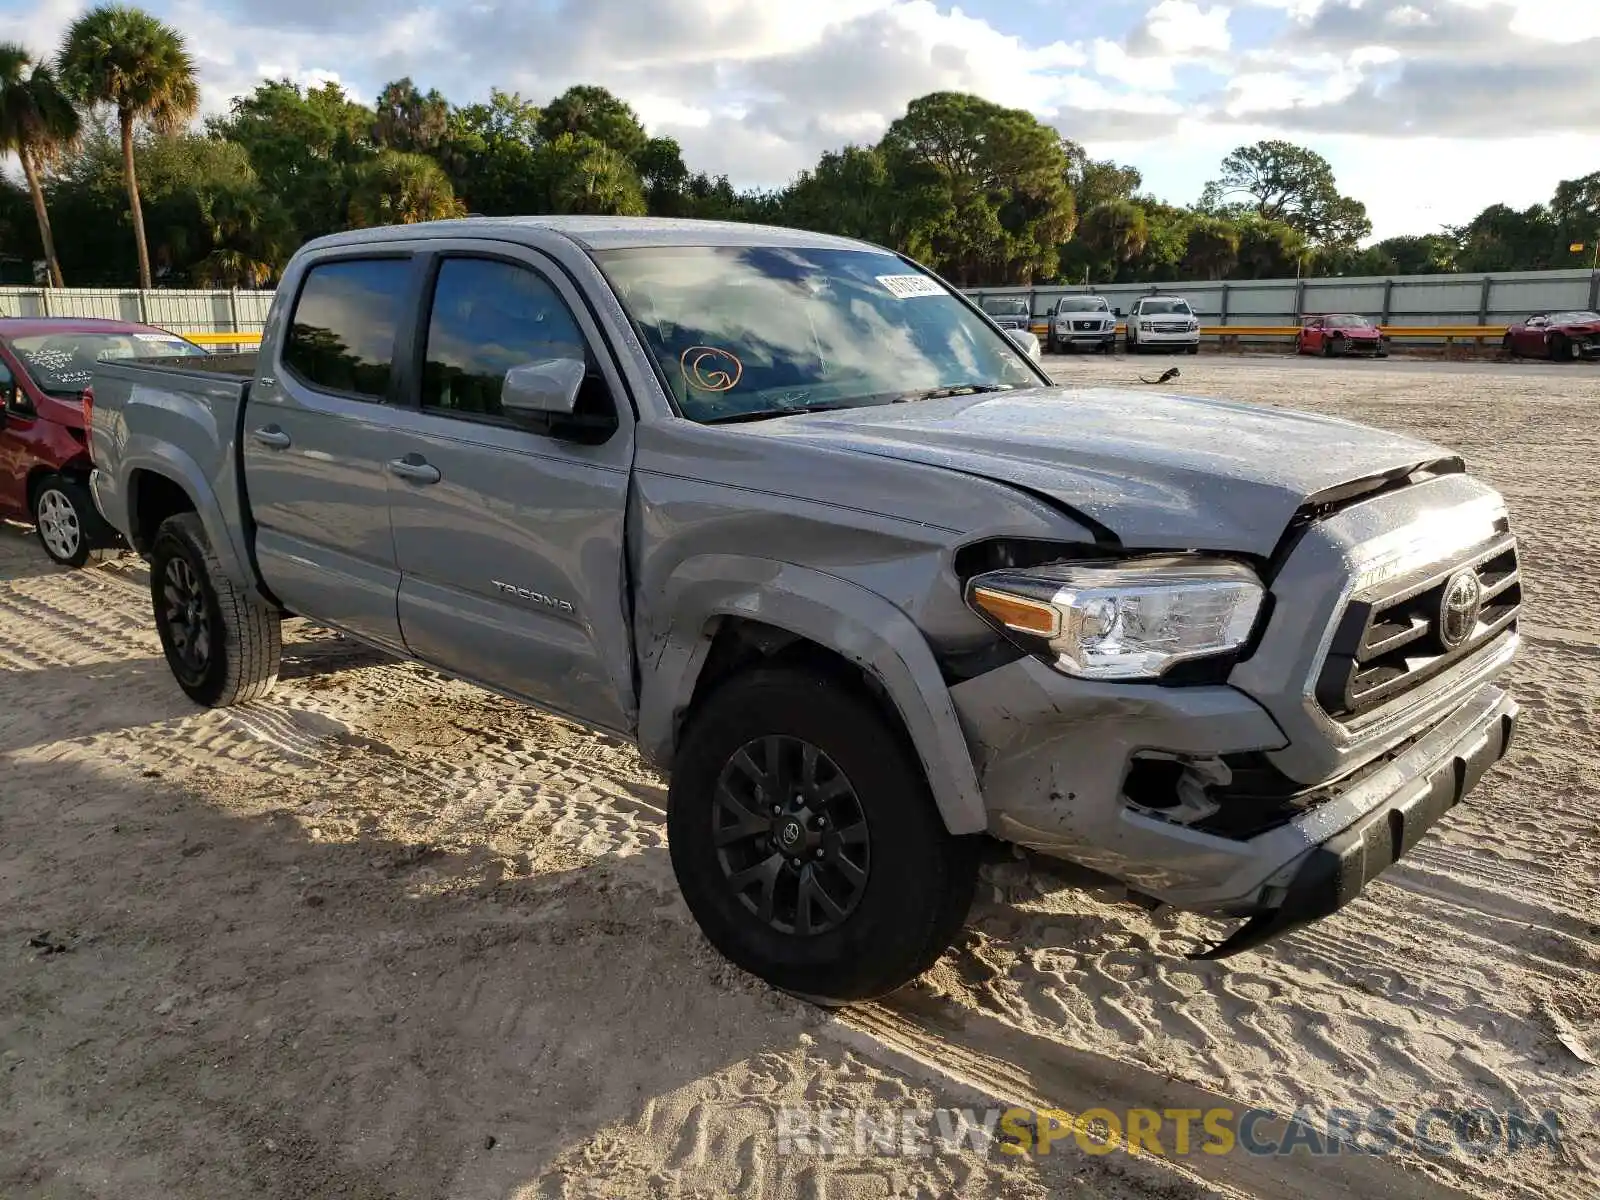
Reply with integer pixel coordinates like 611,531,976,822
87,354,260,589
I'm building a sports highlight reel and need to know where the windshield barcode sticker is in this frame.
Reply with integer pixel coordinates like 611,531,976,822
134,332,184,342
876,274,945,300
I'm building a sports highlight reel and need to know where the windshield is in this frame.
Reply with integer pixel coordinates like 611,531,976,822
594,245,1042,423
1324,315,1371,328
1140,300,1191,315
8,330,208,395
980,297,1031,317
1057,298,1109,313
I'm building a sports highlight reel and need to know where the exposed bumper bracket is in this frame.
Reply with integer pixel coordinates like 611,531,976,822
1189,693,1518,961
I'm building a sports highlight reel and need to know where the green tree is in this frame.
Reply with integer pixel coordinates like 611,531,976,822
192,180,292,286
0,43,80,287
1450,204,1560,273
373,77,450,154
57,4,199,289
635,135,689,216
1179,213,1240,280
535,132,646,216
1076,199,1148,279
1233,214,1309,279
1201,139,1371,248
537,85,647,161
879,91,1073,284
1062,139,1141,212
209,79,376,242
438,89,543,214
781,145,896,244
348,149,465,226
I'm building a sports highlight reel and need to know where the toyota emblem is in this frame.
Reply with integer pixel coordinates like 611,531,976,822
1437,569,1483,650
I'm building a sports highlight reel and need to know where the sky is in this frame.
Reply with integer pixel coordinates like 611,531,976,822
3,0,1599,242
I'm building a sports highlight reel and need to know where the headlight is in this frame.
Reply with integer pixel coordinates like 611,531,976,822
1139,320,1153,330
967,557,1264,680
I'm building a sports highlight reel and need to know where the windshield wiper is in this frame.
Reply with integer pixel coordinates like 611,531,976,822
701,402,854,425
895,383,1012,403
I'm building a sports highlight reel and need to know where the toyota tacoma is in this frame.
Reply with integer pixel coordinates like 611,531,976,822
85,216,1521,1002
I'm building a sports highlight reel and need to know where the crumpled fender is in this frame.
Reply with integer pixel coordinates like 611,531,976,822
636,554,987,835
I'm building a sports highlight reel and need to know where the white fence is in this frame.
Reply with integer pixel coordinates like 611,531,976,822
0,287,276,334
4,267,1599,345
967,269,1600,336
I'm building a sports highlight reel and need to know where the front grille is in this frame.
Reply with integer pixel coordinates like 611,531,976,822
1153,322,1190,333
1316,533,1520,720
1072,320,1103,331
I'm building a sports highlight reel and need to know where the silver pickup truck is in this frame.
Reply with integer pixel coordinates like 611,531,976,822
86,216,1521,1003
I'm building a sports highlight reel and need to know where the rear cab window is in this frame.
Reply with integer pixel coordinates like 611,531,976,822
281,258,411,400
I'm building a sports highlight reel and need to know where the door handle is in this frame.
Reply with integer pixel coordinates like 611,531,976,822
387,455,441,485
252,426,291,450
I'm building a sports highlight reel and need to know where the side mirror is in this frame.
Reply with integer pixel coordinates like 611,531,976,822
501,357,585,420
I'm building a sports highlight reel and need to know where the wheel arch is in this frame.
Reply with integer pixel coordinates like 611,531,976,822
117,447,250,589
637,557,989,835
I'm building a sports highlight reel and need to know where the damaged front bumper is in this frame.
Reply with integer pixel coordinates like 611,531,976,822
949,653,1517,958
1191,684,1516,958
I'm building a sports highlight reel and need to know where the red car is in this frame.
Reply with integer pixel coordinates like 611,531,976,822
1296,313,1387,357
1502,310,1600,361
0,318,211,566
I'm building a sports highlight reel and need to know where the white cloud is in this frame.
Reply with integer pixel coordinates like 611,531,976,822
1144,0,1233,54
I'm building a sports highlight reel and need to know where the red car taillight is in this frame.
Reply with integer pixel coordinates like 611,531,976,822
81,385,95,432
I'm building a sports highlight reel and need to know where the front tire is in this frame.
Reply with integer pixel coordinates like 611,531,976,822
1502,333,1517,358
667,667,981,1003
150,512,281,707
32,475,101,568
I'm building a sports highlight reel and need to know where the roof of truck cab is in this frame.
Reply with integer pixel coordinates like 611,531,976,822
0,317,176,338
302,215,884,254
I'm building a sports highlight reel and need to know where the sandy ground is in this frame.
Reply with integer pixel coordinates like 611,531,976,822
1,355,1597,1200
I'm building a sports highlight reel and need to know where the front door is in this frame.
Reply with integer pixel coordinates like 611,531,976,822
0,353,30,518
384,246,637,734
242,253,420,651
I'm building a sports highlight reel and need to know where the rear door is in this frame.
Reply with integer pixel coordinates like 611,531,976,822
242,252,422,651
383,242,638,734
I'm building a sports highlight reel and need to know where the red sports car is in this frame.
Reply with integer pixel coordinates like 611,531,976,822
1296,314,1387,357
1502,310,1600,361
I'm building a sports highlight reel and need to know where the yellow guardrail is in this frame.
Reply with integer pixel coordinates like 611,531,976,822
185,324,1511,350
1028,322,1511,340
183,330,263,346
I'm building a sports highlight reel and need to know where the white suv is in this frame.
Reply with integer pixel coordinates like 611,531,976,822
1126,296,1200,354
1047,295,1117,353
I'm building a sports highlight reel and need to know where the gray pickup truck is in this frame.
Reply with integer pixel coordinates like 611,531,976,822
86,216,1521,1003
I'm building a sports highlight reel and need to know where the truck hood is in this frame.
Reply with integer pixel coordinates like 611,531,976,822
743,386,1457,555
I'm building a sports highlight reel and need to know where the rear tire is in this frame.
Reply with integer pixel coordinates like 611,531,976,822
667,667,981,1003
1550,333,1574,361
150,512,281,707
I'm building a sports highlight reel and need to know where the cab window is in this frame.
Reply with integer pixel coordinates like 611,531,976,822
420,256,617,438
282,258,410,400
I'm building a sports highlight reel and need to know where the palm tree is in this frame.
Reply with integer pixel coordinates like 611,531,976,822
0,43,80,287
57,5,198,290
347,150,466,226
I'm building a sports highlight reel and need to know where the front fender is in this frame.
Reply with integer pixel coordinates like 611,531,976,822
118,441,251,591
637,555,988,835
